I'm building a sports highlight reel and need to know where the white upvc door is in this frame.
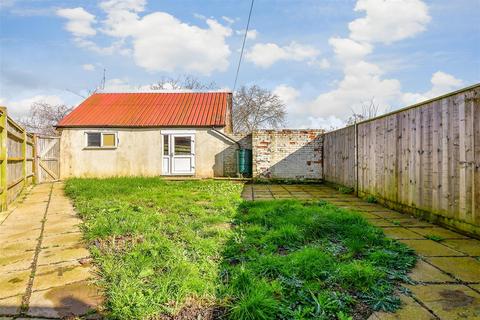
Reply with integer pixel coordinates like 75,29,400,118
162,133,195,175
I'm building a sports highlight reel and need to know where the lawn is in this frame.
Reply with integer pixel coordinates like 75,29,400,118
65,178,416,320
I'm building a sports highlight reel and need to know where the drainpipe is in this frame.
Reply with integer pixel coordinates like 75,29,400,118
211,127,241,177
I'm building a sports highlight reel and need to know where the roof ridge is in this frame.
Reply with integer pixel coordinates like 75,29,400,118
94,90,232,94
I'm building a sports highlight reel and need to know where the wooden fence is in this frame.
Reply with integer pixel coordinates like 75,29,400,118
323,84,480,236
0,107,36,211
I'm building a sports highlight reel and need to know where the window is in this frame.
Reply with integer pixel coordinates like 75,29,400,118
102,134,116,147
174,136,191,155
85,132,118,148
86,132,101,147
163,135,169,155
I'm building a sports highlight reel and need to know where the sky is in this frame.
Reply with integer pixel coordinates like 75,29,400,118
0,0,479,128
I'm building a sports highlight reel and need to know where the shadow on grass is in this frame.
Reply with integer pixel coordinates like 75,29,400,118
217,199,417,320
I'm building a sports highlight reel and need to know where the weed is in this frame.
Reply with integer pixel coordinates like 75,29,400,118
366,195,378,203
424,234,445,242
338,186,354,194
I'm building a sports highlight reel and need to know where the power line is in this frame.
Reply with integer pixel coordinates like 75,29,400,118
233,0,254,93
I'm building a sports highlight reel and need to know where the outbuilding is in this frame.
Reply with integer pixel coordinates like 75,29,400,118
57,91,242,178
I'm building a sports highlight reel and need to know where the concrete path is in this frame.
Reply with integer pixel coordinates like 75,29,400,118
243,184,480,320
0,182,102,319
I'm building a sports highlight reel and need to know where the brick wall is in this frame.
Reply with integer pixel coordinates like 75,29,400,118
252,130,324,180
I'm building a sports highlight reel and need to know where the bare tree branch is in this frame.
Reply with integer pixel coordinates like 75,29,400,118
233,85,287,133
346,98,380,125
150,75,218,91
19,102,73,135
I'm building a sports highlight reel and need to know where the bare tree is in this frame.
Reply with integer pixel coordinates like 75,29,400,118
346,98,379,125
233,85,286,133
151,75,218,90
20,102,73,135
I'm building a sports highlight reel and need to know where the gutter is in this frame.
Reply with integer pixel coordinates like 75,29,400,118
211,127,241,149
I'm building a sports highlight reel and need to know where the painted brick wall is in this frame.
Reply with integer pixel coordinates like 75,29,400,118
252,130,324,180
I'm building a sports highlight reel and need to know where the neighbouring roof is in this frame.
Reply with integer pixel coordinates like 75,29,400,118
57,92,231,128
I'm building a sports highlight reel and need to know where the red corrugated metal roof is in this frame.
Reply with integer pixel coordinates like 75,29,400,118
57,92,231,127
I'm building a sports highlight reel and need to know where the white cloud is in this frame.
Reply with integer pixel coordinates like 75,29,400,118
306,116,345,130
311,61,402,118
328,38,372,63
101,78,153,92
310,58,330,69
131,15,232,74
273,85,300,108
236,28,258,40
222,16,235,24
58,1,233,75
56,7,96,37
402,71,464,105
349,0,431,44
82,64,96,71
247,41,320,68
273,85,345,129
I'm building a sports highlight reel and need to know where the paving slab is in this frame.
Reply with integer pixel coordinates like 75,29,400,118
399,240,465,257
441,239,480,256
470,284,480,292
367,219,399,227
41,232,84,249
368,295,435,320
0,269,31,299
389,218,435,227
352,211,381,219
382,227,425,240
409,260,456,283
372,211,409,220
0,295,22,315
32,261,94,292
0,250,35,273
28,281,103,318
409,227,469,239
407,284,480,319
37,245,90,266
426,257,480,282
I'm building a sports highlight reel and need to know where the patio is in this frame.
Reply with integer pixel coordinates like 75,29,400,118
242,183,480,319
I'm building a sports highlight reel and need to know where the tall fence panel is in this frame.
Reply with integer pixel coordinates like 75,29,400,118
323,84,480,236
0,107,36,211
323,126,356,189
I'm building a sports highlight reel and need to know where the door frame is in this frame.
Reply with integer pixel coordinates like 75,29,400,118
161,130,196,175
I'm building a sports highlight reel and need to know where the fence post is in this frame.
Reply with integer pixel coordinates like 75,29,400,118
22,130,27,186
0,107,8,211
32,134,37,184
354,121,359,196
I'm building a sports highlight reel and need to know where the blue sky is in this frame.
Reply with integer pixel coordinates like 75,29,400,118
1,0,479,128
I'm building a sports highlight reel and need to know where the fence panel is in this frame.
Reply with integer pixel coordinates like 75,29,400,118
323,126,356,189
323,84,480,236
0,107,37,210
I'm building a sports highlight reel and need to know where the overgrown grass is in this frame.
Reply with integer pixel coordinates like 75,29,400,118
65,178,243,320
66,178,416,320
220,200,416,320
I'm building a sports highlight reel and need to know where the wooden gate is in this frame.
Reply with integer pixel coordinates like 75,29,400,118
36,136,60,182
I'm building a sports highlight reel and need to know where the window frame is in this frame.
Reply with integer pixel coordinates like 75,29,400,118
84,131,118,149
